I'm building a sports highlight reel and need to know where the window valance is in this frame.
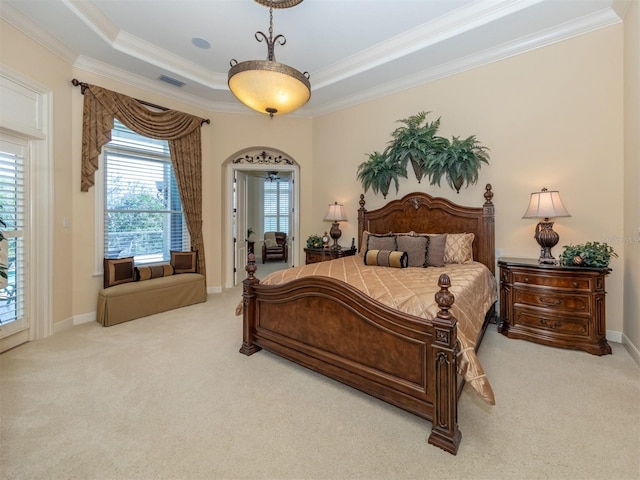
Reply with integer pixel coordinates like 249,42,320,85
73,80,209,277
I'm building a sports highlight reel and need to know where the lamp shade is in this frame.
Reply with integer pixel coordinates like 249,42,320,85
228,60,311,116
522,188,570,219
324,202,347,222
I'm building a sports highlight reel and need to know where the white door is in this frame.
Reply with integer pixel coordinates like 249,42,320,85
234,171,248,285
0,133,29,341
287,174,295,267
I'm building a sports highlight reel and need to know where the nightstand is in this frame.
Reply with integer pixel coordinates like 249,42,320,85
304,247,357,265
498,257,611,355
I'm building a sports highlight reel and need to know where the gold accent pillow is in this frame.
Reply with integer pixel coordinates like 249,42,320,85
444,233,475,264
135,264,174,281
364,249,408,268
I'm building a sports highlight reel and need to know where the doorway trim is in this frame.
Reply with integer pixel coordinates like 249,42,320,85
224,147,300,289
0,67,53,351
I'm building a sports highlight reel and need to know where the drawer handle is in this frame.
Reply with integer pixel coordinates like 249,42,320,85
539,296,562,306
523,277,529,283
540,319,563,328
573,282,579,288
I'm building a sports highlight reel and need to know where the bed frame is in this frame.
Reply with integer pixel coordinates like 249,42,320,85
240,184,495,455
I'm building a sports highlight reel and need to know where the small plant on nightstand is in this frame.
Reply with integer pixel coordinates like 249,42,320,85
559,242,618,268
306,235,322,249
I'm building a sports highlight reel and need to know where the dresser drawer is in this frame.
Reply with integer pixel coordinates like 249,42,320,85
498,258,611,355
514,289,591,314
513,272,591,291
513,309,589,336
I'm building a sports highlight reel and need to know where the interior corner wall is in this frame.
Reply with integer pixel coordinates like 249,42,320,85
312,25,626,336
623,0,640,354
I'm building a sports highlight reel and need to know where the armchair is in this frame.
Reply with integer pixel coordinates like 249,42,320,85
262,232,288,263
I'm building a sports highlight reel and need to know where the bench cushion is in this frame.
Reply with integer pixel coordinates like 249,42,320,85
97,273,206,327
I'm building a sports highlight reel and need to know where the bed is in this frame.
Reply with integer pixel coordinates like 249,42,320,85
239,184,497,455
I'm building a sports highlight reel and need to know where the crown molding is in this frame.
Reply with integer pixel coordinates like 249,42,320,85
63,0,226,89
308,6,623,117
0,3,77,65
73,56,227,112
312,0,546,89
3,0,623,119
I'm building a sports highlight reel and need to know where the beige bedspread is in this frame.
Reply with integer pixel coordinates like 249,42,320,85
256,255,498,404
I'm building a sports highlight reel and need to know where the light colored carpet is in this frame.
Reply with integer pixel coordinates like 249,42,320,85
1,283,639,480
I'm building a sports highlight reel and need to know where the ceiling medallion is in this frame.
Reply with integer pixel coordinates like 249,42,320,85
228,0,310,118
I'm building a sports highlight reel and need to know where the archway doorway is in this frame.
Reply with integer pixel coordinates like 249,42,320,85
224,148,300,288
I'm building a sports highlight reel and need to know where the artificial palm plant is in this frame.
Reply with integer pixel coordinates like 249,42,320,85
424,135,490,193
357,151,406,199
386,111,441,183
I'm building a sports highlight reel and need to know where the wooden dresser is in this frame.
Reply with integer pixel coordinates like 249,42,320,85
498,257,611,355
304,247,357,264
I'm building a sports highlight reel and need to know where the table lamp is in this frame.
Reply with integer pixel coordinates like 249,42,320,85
324,202,347,250
522,187,571,264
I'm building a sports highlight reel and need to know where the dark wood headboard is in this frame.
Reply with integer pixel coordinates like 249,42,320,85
357,184,496,275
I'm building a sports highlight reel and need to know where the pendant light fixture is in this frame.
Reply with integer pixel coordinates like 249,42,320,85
228,0,310,118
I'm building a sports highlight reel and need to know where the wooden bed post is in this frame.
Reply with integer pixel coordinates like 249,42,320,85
357,193,366,253
482,183,496,276
428,274,462,455
240,253,262,356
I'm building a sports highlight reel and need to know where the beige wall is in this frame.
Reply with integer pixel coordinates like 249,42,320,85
1,17,634,344
313,25,626,334
1,20,74,326
68,72,313,315
623,0,640,353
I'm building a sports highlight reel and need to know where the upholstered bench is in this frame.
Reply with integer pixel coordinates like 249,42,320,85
96,252,206,327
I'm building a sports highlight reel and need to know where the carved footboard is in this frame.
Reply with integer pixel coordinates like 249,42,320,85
240,254,462,455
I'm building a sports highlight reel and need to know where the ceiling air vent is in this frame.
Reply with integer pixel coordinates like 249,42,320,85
158,75,185,88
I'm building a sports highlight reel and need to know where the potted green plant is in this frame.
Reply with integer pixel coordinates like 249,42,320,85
424,135,490,193
357,150,407,199
306,234,322,249
247,227,254,239
386,111,441,183
559,242,618,268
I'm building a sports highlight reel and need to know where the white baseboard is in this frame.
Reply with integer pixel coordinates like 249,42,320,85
621,333,640,368
74,312,96,325
53,312,95,335
207,285,222,294
53,316,74,335
606,329,623,343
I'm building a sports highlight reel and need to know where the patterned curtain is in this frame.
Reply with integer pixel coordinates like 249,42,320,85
79,84,207,277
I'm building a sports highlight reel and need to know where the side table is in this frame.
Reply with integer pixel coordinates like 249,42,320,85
498,257,611,355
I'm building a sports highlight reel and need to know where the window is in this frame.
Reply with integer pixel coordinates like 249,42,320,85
0,135,27,330
263,179,289,234
103,120,189,264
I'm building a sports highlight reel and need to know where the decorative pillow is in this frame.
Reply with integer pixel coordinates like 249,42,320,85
103,257,134,289
396,234,428,267
363,231,397,251
426,234,447,267
135,264,174,281
170,250,198,273
264,232,278,248
444,233,475,264
364,250,408,268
